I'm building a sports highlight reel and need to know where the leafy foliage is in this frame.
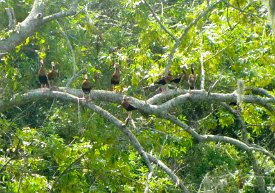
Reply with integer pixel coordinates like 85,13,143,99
0,0,274,192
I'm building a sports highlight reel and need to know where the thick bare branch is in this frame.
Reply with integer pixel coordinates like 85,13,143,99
1,88,274,160
0,0,78,54
146,89,186,104
247,87,275,98
248,152,266,193
1,89,157,189
0,0,45,53
1,88,274,114
1,88,275,190
155,90,275,112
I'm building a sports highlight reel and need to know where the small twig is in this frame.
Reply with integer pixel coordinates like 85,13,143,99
0,52,8,56
130,118,138,133
142,0,177,42
159,135,168,158
144,170,153,193
222,0,261,18
226,5,233,30
41,98,56,126
50,152,88,192
42,0,78,23
198,172,210,193
246,123,275,127
207,79,220,95
140,127,181,141
0,133,22,173
204,39,238,63
56,20,76,78
66,68,86,87
197,104,219,124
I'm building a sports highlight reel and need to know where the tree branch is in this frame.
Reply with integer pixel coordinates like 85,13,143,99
83,100,154,192
200,45,205,90
0,0,45,53
221,102,248,142
5,7,17,29
1,88,274,114
42,0,78,23
204,39,238,64
55,20,77,78
163,113,275,162
142,0,177,42
164,0,223,76
247,87,275,98
50,152,88,192
0,0,78,54
155,91,275,112
1,88,274,163
220,102,266,192
222,0,260,18
66,69,86,87
223,100,266,191
147,154,189,193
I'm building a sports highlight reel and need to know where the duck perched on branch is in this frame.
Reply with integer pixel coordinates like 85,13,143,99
188,64,196,90
170,64,188,84
122,96,137,125
38,60,48,88
154,72,173,92
47,61,58,88
82,74,92,100
111,63,120,91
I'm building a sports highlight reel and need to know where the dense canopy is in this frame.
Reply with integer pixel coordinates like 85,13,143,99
0,0,274,192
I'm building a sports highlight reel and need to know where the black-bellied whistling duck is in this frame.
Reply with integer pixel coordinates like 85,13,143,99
170,65,188,84
154,72,172,92
47,61,58,88
188,64,196,90
170,76,181,84
38,60,48,88
82,74,92,100
122,96,137,125
111,63,120,91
